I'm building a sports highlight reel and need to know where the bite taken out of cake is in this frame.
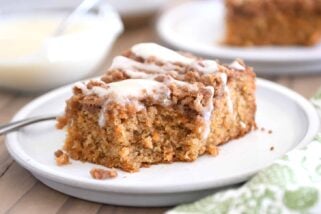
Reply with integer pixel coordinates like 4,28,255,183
57,43,256,172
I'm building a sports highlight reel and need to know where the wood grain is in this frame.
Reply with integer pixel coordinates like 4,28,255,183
57,198,101,214
7,182,68,214
291,75,321,98
97,206,168,214
0,95,36,175
0,163,36,213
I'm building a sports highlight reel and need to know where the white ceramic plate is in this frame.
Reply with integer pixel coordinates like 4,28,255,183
156,1,321,74
5,79,320,207
248,61,321,74
106,0,169,16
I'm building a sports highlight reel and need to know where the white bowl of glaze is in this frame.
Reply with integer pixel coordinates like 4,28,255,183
0,3,123,92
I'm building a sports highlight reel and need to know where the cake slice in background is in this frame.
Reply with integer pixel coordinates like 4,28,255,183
224,0,321,46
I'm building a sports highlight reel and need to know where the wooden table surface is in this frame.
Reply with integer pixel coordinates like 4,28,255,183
1,13,321,214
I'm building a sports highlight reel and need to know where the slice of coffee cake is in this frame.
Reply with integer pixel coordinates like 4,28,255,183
58,78,215,172
58,43,256,172
225,0,321,46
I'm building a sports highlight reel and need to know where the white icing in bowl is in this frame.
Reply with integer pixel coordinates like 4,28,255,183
0,3,123,92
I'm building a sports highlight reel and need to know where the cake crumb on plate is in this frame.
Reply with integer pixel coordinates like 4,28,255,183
90,168,118,180
54,149,70,166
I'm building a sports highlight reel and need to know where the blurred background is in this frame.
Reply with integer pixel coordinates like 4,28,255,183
0,0,320,94
0,0,319,125
0,0,320,120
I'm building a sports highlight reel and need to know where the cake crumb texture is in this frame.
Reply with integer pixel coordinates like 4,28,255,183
90,168,118,180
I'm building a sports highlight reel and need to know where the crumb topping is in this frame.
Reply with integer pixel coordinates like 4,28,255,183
90,168,118,180
106,43,240,116
229,60,245,71
130,43,219,74
207,144,219,156
55,150,70,166
74,77,215,141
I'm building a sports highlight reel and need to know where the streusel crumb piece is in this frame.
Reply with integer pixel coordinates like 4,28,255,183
55,149,70,166
207,145,219,156
90,168,118,180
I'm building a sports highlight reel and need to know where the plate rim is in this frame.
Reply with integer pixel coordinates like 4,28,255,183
109,0,169,16
156,0,321,63
5,78,320,194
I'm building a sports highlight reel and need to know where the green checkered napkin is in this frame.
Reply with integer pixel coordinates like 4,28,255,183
168,90,321,214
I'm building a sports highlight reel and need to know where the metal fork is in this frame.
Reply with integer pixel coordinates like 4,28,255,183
0,115,57,136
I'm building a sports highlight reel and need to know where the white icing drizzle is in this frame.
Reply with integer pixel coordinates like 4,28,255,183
74,82,90,94
200,86,214,140
220,73,234,114
229,60,245,70
74,79,107,96
110,56,176,78
76,79,169,100
110,55,219,79
98,111,106,127
240,121,246,128
165,76,199,91
131,43,194,65
110,56,201,92
130,43,219,74
191,60,218,74
75,79,171,127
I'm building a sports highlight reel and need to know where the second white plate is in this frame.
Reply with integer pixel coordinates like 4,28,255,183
157,1,321,74
5,79,320,206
